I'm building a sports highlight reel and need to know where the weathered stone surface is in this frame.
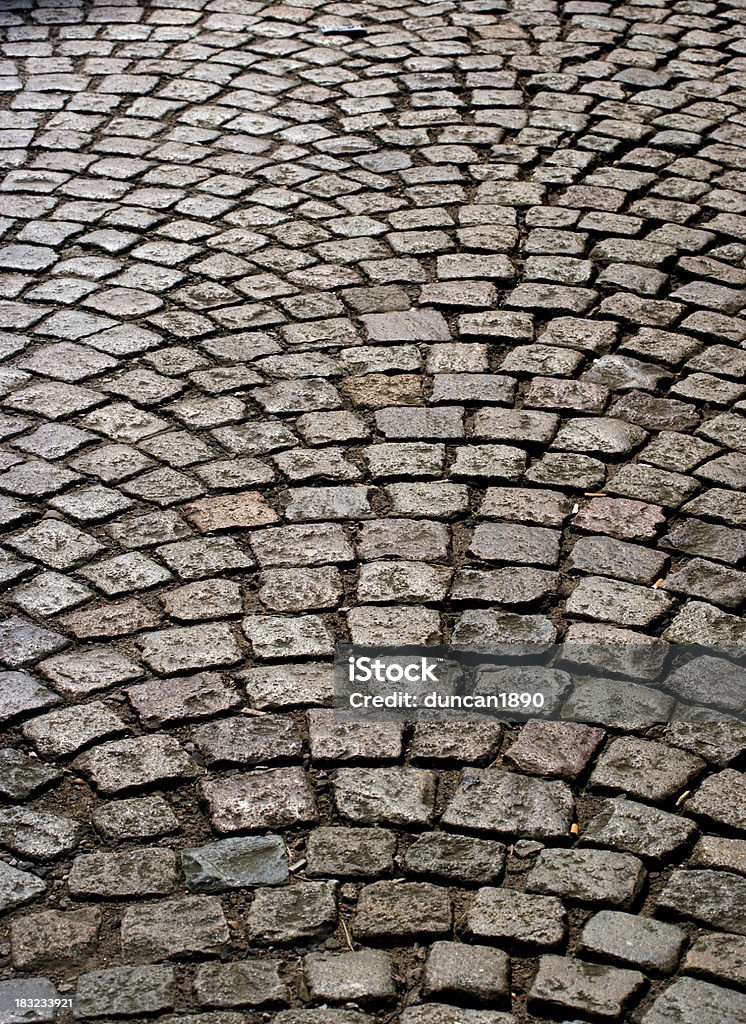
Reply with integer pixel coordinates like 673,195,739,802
529,955,645,1019
442,770,574,839
504,722,604,780
528,848,646,909
0,978,59,1024
582,798,697,863
423,942,510,1006
590,737,705,802
74,965,176,1020
193,960,289,1008
182,836,288,892
353,881,451,941
22,701,127,758
641,977,746,1024
403,833,506,885
126,674,241,727
0,671,60,725
200,768,317,833
75,734,201,794
657,869,746,934
683,769,746,832
0,749,61,800
247,882,337,944
683,931,746,989
578,911,686,974
93,796,179,841
121,896,230,960
192,715,302,767
0,861,46,914
10,908,101,970
466,888,567,949
333,768,436,827
303,950,395,1004
0,807,84,860
68,848,179,899
307,827,396,879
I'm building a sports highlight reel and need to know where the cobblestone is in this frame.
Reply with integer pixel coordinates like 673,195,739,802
0,0,744,1018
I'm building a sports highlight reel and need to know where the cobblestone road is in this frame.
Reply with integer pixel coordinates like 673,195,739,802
1,0,746,1022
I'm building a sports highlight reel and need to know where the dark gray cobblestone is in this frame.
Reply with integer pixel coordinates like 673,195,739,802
0,0,745,1021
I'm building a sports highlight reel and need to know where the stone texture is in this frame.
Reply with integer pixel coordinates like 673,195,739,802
442,770,574,839
1,6,744,1020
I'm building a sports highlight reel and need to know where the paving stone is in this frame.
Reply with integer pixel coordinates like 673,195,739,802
303,950,395,1004
451,567,559,607
347,606,442,645
689,835,746,876
121,896,230,961
162,579,243,621
126,673,241,728
69,848,179,899
353,881,451,942
480,487,571,526
641,976,746,1024
582,798,698,863
275,1013,371,1024
656,870,746,934
466,888,567,950
0,748,61,801
0,807,85,861
309,711,404,763
683,932,746,989
566,576,672,628
182,492,278,532
663,601,746,645
74,965,176,1020
423,942,510,1006
193,960,289,1008
39,647,142,697
333,767,436,827
306,827,396,879
442,769,574,839
452,609,557,645
241,663,333,711
403,833,506,885
0,978,59,1024
139,623,243,674
0,618,68,669
247,882,337,945
200,767,317,833
528,955,645,1020
578,911,686,974
192,715,302,768
401,1009,514,1024
75,734,201,794
0,861,47,914
683,769,746,832
243,614,333,659
504,721,605,780
573,496,666,541
357,520,449,561
10,908,101,971
469,523,560,567
527,849,646,909
93,795,179,842
551,417,647,456
182,836,288,893
590,737,706,802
